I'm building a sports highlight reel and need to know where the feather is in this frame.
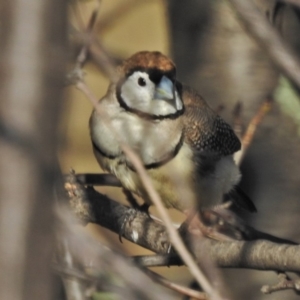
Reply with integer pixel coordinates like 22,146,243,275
181,84,241,156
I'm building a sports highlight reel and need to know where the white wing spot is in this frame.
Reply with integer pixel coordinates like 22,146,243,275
131,230,139,242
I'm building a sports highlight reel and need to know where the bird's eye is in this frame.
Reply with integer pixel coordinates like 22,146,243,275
138,77,146,87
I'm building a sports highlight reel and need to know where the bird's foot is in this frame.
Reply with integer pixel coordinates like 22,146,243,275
180,204,247,241
165,212,197,254
201,202,246,240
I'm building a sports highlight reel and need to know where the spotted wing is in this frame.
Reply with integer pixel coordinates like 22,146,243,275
180,84,241,157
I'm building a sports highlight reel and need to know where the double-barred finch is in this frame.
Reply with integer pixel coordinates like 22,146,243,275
90,51,256,214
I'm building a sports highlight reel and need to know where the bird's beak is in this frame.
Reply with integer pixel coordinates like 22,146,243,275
154,76,174,101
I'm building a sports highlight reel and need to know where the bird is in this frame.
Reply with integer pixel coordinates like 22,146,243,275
89,51,256,218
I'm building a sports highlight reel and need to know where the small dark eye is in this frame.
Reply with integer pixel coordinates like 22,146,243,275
138,77,146,87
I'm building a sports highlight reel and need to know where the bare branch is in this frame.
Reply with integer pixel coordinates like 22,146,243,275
132,254,183,268
261,272,300,294
144,269,207,300
55,238,88,300
234,97,273,165
88,38,119,82
56,206,175,300
65,172,300,273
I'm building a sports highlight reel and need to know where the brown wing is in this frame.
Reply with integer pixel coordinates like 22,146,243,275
179,83,241,157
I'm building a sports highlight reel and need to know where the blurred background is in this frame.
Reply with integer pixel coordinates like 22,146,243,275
62,0,300,299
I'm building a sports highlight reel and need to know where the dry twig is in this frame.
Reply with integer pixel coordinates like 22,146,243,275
261,272,300,294
234,97,272,165
55,206,175,300
55,237,88,300
145,269,207,300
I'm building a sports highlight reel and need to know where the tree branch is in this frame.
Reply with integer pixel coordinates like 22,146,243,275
56,207,175,300
65,171,300,273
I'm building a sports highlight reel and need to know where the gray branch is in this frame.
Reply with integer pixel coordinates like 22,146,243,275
65,172,300,273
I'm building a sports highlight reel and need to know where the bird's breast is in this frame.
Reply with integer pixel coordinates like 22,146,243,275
146,142,196,211
90,100,184,167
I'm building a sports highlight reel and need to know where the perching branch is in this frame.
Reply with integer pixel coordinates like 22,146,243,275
65,171,300,273
56,206,175,300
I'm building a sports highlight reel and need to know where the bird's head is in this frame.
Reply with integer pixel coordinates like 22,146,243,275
116,51,184,119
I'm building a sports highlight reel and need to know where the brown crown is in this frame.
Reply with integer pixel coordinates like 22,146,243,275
119,51,176,77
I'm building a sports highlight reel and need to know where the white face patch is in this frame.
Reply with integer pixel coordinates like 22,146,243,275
120,71,182,116
121,72,155,110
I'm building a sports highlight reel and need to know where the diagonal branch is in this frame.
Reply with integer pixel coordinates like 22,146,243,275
64,171,300,273
234,97,273,165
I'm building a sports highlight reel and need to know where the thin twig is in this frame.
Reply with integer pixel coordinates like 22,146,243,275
227,0,300,91
65,174,300,272
66,2,101,86
74,3,99,68
57,208,175,300
71,0,118,81
261,272,300,294
132,254,183,267
234,97,272,165
55,237,88,300
89,38,118,82
145,269,207,300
